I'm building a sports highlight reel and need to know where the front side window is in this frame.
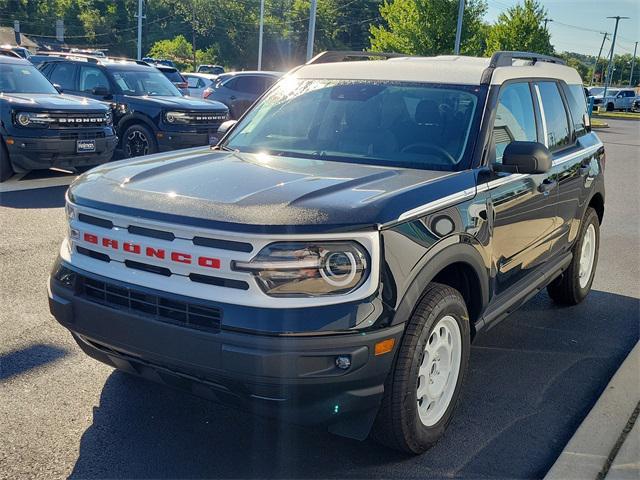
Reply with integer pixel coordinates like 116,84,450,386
224,79,484,171
0,63,59,94
111,69,181,96
537,81,571,151
492,82,537,162
565,84,588,137
79,66,110,93
49,63,77,91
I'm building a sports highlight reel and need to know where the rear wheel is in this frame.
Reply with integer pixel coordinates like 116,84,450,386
372,283,470,454
0,138,14,183
547,207,600,305
122,124,157,158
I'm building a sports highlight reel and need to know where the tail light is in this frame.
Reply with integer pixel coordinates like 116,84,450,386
203,87,213,99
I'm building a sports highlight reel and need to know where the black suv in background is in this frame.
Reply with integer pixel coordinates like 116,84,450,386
0,52,116,182
39,57,229,158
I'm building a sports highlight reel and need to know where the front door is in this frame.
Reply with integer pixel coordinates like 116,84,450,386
485,81,559,295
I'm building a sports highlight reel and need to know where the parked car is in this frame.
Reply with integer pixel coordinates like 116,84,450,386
632,97,640,113
197,64,224,75
142,57,176,68
49,50,605,453
0,44,31,59
39,56,229,158
0,51,116,182
183,73,218,98
592,88,638,111
588,86,605,97
203,71,281,118
155,64,189,95
28,53,64,67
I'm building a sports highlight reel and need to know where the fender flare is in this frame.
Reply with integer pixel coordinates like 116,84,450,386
116,113,157,137
390,238,490,327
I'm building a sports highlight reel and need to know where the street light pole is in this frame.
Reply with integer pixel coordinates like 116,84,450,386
306,0,318,61
603,16,629,100
543,17,553,30
454,0,464,55
630,41,638,87
136,0,144,60
257,0,264,70
591,32,608,86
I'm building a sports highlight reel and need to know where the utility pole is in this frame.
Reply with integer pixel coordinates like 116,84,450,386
630,41,638,87
543,17,553,30
306,0,317,61
192,1,197,71
454,0,464,55
136,0,144,60
591,32,608,85
603,16,629,100
257,0,264,70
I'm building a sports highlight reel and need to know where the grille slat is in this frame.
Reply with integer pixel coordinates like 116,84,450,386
79,275,221,333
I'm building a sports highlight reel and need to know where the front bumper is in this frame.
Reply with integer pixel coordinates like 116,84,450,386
157,129,220,152
6,133,118,172
48,262,403,438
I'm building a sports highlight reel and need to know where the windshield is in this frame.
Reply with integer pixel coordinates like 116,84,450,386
111,69,181,96
0,63,58,94
224,79,484,171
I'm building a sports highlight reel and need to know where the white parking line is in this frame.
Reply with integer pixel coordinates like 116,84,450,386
0,173,77,193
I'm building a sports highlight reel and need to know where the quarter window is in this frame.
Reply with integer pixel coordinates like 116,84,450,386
492,82,537,162
565,84,588,137
537,81,571,150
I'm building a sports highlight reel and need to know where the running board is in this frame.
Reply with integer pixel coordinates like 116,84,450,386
480,252,573,330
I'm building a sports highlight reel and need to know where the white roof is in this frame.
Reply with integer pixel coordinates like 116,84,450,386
292,55,583,86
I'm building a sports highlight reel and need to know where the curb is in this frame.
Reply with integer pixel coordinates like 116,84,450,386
545,343,640,480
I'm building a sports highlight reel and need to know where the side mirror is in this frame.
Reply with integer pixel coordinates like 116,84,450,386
92,86,111,98
53,83,63,93
217,119,237,136
494,141,552,174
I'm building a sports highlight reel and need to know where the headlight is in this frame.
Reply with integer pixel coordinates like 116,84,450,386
164,111,189,124
105,110,113,126
65,203,76,222
232,241,369,297
14,111,54,127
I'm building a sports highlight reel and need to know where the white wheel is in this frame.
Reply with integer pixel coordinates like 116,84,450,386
578,224,596,289
416,315,462,427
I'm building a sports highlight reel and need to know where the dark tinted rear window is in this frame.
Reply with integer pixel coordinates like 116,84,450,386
161,70,184,82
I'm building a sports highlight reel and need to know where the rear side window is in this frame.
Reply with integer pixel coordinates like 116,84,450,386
49,63,76,91
536,82,571,151
565,84,588,137
493,82,537,162
186,76,199,88
79,66,110,93
161,69,183,82
233,76,264,94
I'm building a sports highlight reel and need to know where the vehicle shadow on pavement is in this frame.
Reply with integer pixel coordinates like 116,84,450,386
68,290,639,479
0,344,68,381
0,185,67,209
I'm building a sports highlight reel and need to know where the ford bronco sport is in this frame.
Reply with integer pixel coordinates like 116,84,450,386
49,51,605,454
0,51,117,182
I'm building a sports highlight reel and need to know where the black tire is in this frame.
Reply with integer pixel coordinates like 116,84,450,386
606,102,614,112
122,124,157,159
0,138,14,183
547,207,600,305
372,283,470,454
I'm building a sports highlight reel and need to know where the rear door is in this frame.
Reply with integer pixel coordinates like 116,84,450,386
486,81,559,295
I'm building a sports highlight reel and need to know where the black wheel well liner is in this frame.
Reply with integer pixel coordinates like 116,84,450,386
391,242,489,336
588,192,605,224
117,114,157,139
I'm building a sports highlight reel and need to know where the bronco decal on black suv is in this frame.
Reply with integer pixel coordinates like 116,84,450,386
49,51,605,454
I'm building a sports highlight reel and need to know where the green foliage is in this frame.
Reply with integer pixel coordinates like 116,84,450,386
485,0,553,56
148,35,193,70
369,0,488,56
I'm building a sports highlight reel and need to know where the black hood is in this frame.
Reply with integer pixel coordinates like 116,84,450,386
69,148,476,233
123,95,227,112
0,93,108,112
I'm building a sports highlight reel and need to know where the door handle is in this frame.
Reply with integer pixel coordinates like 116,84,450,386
538,179,557,194
230,95,236,100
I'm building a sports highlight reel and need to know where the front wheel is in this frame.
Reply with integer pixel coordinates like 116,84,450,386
122,124,157,159
0,139,14,183
372,283,470,454
547,207,600,305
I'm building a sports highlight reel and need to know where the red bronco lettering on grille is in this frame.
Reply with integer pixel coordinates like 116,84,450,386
80,232,221,269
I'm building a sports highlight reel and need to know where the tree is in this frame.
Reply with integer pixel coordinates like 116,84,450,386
148,35,193,69
485,0,553,56
369,0,488,56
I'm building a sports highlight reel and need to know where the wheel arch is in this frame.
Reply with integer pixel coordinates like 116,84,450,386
588,192,605,225
390,240,490,337
116,113,157,139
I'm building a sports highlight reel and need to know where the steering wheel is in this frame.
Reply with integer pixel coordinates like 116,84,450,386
400,143,456,164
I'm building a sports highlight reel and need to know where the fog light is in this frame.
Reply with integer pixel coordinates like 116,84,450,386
335,356,351,370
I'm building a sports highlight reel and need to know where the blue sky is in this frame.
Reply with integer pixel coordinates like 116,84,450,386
485,0,639,56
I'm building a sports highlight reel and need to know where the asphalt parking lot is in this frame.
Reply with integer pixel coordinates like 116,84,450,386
1,119,638,479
